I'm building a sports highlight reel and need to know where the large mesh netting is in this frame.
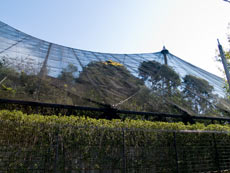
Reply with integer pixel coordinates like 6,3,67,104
0,20,229,117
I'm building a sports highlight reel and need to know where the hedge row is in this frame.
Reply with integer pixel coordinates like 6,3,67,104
1,110,230,131
0,110,230,172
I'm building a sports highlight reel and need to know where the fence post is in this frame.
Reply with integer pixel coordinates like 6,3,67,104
212,133,221,173
122,128,127,173
173,132,179,173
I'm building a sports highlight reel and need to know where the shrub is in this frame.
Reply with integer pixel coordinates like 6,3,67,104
0,110,230,172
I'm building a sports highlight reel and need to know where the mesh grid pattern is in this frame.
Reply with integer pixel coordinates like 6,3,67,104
0,20,228,117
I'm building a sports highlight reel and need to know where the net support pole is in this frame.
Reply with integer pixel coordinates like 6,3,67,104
39,43,52,78
161,46,170,95
217,39,230,90
161,46,169,65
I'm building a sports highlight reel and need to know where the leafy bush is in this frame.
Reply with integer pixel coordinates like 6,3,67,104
0,110,230,172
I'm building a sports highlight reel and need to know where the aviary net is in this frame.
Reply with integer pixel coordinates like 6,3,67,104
0,20,229,117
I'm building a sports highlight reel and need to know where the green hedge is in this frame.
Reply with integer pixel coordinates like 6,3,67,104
0,110,230,172
1,110,230,131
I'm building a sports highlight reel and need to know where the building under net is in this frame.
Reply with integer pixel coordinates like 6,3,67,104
0,20,229,118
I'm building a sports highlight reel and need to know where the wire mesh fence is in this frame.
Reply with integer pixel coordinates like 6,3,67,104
1,120,230,173
0,20,230,118
1,20,230,172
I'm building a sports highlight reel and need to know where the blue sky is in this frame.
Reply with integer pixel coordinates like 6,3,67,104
0,0,230,77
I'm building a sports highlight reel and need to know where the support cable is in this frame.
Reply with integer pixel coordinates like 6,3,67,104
0,36,28,55
115,53,229,116
72,49,108,105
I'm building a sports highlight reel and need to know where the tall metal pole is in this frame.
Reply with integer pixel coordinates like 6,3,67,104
161,46,169,65
217,39,230,90
161,46,170,95
39,43,52,78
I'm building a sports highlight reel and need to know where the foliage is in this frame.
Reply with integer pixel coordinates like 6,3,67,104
183,75,213,95
216,24,230,98
138,60,192,114
223,47,230,98
0,110,230,171
58,64,78,84
182,75,215,114
138,60,181,94
103,60,123,66
138,61,222,116
0,56,225,117
1,110,230,131
117,87,183,115
0,63,71,104
76,61,144,105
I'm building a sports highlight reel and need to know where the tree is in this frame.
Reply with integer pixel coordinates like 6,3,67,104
75,60,144,106
58,64,78,84
224,46,230,98
182,75,214,114
138,60,181,95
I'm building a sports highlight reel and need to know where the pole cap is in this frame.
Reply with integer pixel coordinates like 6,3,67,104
161,46,169,55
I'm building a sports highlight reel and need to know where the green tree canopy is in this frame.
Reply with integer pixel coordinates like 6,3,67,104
182,75,214,114
76,60,144,106
58,64,78,84
138,60,181,94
